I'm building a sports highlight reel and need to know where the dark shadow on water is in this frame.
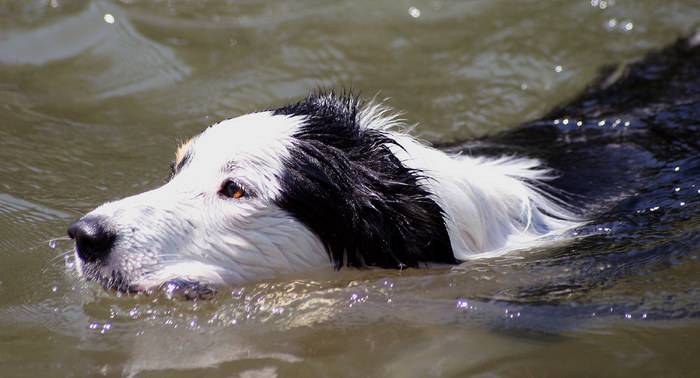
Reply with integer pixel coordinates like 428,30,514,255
439,28,700,328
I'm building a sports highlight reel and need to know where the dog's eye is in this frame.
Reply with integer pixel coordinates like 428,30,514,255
221,180,245,199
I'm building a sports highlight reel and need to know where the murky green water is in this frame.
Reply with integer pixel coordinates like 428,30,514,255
1,0,699,375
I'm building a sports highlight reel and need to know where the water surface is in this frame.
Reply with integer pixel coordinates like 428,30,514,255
1,0,699,375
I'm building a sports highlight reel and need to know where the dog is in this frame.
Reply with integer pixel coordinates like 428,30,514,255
67,93,581,297
68,30,700,298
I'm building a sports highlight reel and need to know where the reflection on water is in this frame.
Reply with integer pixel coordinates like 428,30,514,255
1,0,699,375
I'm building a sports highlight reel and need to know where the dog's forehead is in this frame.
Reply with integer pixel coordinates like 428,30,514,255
176,111,303,170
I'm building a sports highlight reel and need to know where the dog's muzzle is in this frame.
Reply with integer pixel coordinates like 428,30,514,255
67,216,218,299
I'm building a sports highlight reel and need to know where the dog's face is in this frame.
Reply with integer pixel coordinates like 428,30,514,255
68,93,458,297
68,112,330,295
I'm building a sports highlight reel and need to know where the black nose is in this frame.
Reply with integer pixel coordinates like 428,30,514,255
67,216,117,263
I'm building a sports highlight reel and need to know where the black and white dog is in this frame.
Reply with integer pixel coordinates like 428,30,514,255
68,93,581,294
68,31,700,297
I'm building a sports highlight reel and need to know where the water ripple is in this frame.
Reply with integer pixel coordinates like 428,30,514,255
0,1,191,98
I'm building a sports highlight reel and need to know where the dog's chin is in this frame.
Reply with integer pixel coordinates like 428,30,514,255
79,265,218,300
78,264,136,295
158,279,217,300
93,276,217,301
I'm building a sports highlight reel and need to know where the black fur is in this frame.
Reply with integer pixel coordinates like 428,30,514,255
273,92,456,269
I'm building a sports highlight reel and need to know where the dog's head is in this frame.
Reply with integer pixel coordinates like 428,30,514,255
67,93,454,296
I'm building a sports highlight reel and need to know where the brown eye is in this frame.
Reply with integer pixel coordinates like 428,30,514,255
222,181,245,199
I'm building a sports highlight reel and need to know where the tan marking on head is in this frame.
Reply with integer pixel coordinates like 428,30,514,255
175,138,193,166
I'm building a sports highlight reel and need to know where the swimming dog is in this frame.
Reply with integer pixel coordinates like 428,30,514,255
67,93,580,296
68,30,700,298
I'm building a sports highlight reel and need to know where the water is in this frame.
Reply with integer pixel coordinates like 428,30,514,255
1,0,699,375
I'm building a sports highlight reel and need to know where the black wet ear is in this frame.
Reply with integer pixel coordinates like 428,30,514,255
273,91,456,270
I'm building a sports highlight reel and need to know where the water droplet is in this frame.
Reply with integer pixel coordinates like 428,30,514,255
555,65,563,73
104,14,115,24
49,239,58,248
408,7,421,18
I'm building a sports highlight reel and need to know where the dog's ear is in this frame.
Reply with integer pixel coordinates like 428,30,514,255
172,138,194,174
273,91,455,269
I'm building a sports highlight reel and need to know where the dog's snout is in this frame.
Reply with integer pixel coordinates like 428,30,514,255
67,216,116,263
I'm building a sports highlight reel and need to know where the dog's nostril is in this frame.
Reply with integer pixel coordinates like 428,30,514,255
67,216,117,263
